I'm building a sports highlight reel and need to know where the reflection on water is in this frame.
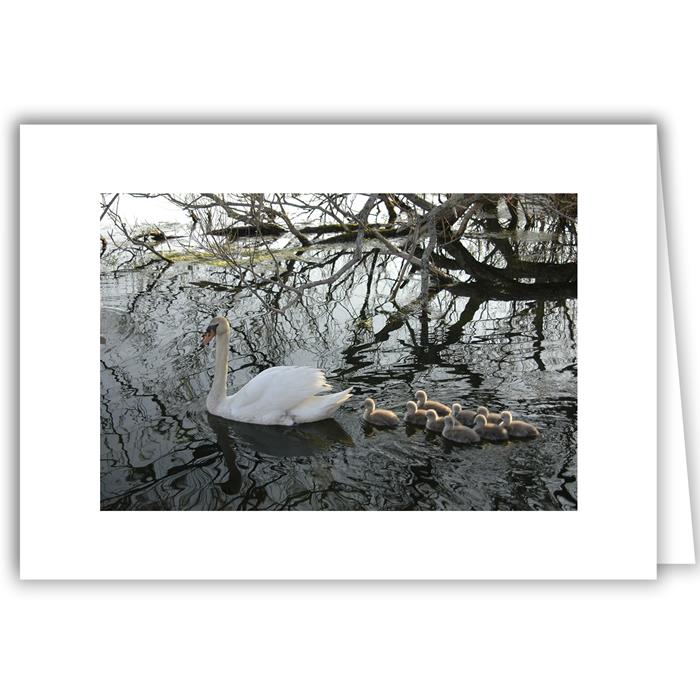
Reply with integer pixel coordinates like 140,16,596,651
210,414,354,458
101,232,577,511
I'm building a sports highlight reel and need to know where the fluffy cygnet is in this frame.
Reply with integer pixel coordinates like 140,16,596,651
442,415,481,444
477,405,503,424
473,414,508,441
499,411,540,438
451,403,478,427
404,400,428,426
425,408,449,433
415,390,451,416
362,398,400,427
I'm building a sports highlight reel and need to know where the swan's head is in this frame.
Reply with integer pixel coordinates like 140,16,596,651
425,409,438,423
500,411,513,426
474,414,487,427
201,315,230,346
444,415,455,429
452,403,462,414
477,406,489,416
415,390,428,406
406,400,418,415
363,398,376,411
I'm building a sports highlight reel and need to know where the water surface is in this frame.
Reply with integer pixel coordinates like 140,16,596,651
101,234,577,510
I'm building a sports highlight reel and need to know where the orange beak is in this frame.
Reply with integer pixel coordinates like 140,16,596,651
201,326,216,346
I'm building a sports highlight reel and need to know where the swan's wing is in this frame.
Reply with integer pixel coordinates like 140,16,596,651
227,366,332,415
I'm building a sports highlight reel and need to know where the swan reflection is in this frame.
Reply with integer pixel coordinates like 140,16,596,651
207,412,354,458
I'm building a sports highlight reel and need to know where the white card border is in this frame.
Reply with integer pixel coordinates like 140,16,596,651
657,164,694,563
20,124,657,579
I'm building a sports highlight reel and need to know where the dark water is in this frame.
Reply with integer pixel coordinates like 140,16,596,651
100,238,577,511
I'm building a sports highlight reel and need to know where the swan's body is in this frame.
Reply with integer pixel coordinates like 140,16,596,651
442,415,480,444
362,398,400,427
499,411,540,438
451,403,478,427
415,390,451,416
477,406,503,424
404,400,428,426
425,409,449,433
202,315,352,425
474,414,509,441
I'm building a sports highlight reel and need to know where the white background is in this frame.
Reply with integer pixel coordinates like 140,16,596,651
20,124,657,581
2,2,698,699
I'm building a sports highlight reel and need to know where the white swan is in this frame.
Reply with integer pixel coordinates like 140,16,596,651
201,315,353,425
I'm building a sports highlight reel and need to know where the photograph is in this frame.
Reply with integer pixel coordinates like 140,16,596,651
100,192,577,511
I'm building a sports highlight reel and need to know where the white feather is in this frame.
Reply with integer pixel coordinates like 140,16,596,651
204,317,352,425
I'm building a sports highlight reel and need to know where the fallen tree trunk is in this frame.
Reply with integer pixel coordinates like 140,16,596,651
446,279,577,301
206,222,412,242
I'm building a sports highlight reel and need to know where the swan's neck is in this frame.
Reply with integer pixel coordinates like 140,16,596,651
208,331,230,408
